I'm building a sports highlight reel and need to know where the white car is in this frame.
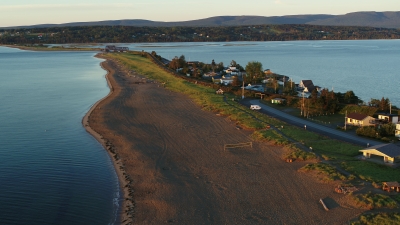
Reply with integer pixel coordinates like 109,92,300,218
250,105,261,110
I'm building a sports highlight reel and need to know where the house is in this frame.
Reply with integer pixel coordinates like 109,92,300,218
346,113,375,127
271,98,285,104
395,123,400,138
376,113,399,124
216,89,224,95
298,80,316,93
382,182,400,192
359,143,400,164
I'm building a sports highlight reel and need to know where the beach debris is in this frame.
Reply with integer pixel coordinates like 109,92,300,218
319,198,329,211
334,185,358,194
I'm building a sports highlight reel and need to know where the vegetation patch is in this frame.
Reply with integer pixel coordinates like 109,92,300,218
304,140,360,160
340,105,378,116
299,163,348,181
283,148,316,161
351,213,400,225
352,192,398,209
252,129,290,145
341,161,400,183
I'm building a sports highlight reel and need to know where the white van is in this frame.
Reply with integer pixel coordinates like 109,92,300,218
250,105,261,110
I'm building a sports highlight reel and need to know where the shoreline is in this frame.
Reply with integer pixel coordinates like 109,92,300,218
82,54,133,224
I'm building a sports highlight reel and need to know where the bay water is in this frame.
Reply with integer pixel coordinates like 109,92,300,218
0,47,119,225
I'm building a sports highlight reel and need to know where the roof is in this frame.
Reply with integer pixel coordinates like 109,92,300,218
376,113,398,117
347,112,369,120
301,80,314,87
360,143,400,158
383,181,400,187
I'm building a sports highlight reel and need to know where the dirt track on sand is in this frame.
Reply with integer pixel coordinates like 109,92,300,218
88,58,365,225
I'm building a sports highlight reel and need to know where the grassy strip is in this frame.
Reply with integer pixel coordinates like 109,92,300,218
252,129,290,145
352,192,398,209
392,194,400,203
283,148,317,161
351,213,400,225
341,161,400,183
299,163,348,181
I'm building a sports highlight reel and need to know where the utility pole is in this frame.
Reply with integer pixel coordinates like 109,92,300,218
301,91,305,116
345,110,347,131
242,73,244,99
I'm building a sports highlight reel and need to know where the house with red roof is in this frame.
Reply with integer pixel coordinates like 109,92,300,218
346,112,375,127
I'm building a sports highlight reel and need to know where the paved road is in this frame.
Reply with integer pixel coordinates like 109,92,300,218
241,99,382,147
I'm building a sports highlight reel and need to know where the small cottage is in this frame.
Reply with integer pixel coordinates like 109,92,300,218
376,113,399,124
271,98,286,104
382,182,400,192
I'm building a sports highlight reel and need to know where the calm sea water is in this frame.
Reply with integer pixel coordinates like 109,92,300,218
0,47,119,224
82,40,400,106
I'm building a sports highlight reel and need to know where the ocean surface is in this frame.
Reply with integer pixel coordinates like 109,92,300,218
0,47,119,224
72,39,400,106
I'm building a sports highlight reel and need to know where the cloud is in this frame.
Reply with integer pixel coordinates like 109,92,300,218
275,0,283,4
0,3,138,11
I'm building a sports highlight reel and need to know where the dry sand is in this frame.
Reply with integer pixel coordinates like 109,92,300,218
86,55,366,225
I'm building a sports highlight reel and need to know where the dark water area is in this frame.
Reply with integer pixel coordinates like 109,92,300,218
0,47,119,224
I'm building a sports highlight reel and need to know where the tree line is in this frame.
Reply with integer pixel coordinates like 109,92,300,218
1,24,399,44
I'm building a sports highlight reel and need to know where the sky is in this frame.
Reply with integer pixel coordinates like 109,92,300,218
1,0,399,27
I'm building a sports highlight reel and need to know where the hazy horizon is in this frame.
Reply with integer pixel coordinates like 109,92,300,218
1,0,399,27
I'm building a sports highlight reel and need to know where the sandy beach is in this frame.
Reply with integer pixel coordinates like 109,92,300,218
85,54,366,225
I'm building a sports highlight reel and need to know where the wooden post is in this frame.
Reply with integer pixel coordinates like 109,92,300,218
319,199,329,211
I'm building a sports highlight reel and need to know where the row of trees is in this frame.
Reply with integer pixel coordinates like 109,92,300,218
1,24,400,44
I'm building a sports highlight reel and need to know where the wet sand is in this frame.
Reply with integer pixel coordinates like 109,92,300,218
86,54,366,225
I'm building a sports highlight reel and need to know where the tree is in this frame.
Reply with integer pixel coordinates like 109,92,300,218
379,97,390,111
245,61,263,84
211,59,216,72
230,60,237,67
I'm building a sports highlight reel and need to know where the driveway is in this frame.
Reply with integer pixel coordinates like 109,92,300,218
241,99,382,147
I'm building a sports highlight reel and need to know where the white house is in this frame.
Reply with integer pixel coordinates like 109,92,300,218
395,123,400,138
377,113,399,124
360,143,400,164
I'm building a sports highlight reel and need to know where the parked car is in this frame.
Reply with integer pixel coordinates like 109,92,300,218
250,105,261,110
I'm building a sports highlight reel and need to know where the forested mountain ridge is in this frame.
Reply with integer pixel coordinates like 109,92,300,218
3,11,400,29
1,24,399,44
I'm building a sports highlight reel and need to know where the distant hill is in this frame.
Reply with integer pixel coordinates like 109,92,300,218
307,11,400,28
5,11,400,29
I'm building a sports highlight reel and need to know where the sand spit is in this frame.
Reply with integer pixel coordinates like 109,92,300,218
85,53,366,225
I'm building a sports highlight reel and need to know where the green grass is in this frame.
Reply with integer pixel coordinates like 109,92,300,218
352,192,398,209
252,129,290,145
351,213,400,225
300,163,348,181
341,161,400,182
283,148,317,161
391,194,400,203
303,140,360,161
280,126,322,143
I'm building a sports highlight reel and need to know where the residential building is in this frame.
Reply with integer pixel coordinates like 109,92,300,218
359,143,400,164
346,113,375,127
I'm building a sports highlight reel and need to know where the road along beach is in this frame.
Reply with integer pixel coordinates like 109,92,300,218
85,53,366,224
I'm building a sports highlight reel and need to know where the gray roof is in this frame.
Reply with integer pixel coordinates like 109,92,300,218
361,143,400,158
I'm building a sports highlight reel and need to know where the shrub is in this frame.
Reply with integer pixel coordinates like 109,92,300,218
356,126,377,138
352,192,398,209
